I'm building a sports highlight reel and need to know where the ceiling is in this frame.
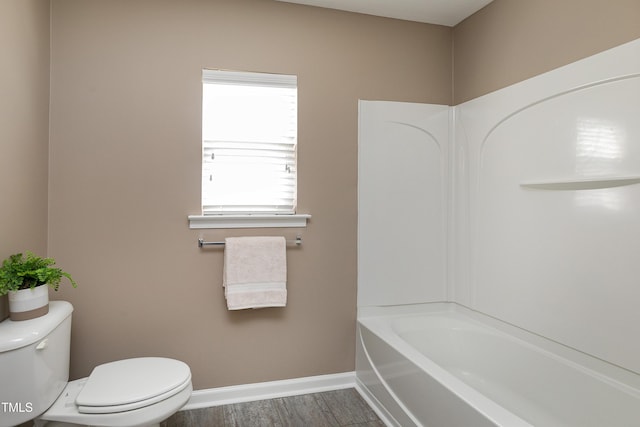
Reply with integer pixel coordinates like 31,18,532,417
274,0,494,26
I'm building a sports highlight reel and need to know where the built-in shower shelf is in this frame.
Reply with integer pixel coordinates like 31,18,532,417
520,176,640,190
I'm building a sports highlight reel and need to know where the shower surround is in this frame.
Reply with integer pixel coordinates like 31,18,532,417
357,38,640,426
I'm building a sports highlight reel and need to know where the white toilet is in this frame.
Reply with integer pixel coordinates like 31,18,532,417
0,301,192,427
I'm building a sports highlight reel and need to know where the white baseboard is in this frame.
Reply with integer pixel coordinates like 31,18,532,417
183,371,356,410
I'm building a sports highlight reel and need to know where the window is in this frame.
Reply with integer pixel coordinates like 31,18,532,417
201,69,297,215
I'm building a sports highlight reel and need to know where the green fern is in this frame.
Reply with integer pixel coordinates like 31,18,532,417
0,252,77,295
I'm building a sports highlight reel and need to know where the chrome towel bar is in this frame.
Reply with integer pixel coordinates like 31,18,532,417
198,235,302,248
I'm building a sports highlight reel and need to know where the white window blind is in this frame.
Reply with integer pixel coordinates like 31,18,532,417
202,69,297,214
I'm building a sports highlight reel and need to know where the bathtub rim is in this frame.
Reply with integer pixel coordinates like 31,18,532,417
358,302,640,410
357,321,531,426
357,304,533,427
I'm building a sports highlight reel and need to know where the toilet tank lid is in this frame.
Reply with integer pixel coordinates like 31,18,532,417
0,300,73,353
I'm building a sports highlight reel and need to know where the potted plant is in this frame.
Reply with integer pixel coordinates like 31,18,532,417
0,252,77,321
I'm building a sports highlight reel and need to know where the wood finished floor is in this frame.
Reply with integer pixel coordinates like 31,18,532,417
161,388,385,427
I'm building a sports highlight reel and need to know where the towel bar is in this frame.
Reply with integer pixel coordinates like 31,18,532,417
198,235,302,248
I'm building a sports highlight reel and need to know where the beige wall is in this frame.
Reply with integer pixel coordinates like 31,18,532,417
48,0,451,389
0,0,50,258
0,0,50,318
453,0,640,104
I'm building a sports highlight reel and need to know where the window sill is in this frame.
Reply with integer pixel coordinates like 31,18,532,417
188,214,311,229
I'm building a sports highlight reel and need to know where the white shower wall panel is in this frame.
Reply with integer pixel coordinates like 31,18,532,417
456,39,640,374
358,101,450,307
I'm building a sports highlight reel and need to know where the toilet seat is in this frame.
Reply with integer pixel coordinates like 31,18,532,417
76,357,191,414
39,357,193,427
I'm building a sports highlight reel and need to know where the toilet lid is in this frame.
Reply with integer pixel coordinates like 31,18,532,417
76,357,191,414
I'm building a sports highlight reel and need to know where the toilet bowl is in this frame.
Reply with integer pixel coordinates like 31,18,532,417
0,301,192,427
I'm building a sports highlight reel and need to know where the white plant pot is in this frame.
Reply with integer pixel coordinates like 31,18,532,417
8,286,49,321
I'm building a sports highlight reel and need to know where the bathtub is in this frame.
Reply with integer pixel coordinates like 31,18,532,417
356,303,640,427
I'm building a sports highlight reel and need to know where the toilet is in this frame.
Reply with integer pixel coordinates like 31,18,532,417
0,301,192,427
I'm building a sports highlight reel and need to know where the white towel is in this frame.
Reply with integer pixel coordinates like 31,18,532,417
223,236,287,310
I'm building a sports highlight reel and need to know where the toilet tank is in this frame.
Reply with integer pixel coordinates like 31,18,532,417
0,300,73,427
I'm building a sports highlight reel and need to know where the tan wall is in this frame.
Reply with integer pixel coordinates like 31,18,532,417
0,0,50,258
48,0,451,389
0,0,50,318
453,0,640,104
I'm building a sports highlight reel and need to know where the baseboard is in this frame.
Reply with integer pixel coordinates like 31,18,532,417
182,371,356,410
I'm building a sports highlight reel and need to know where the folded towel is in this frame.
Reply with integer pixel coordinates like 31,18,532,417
223,236,287,310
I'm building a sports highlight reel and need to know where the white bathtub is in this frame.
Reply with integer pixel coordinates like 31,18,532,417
356,303,640,427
